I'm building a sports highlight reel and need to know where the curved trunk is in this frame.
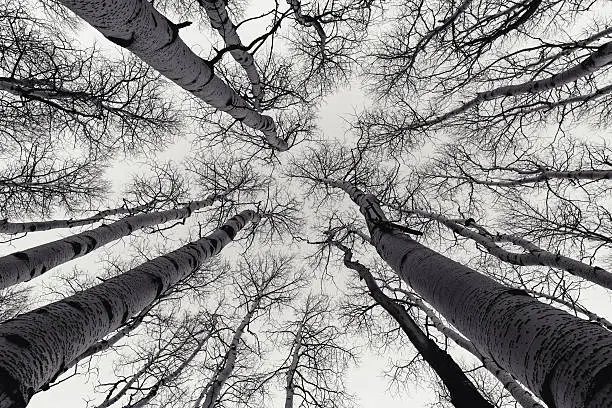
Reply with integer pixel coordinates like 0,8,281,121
56,0,288,151
0,194,223,289
0,210,259,408
323,178,612,408
198,0,263,111
333,241,493,408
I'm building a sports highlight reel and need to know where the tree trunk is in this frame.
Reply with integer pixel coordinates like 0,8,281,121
0,194,223,289
55,0,288,151
414,40,612,129
283,324,303,408
0,203,150,235
323,178,612,408
198,0,263,111
332,240,493,408
197,303,258,408
394,207,612,291
0,210,258,408
388,286,544,408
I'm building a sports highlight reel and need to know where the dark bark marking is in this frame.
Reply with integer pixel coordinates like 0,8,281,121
220,224,237,239
67,240,83,255
101,299,114,322
587,363,612,404
145,272,164,297
505,288,530,297
12,252,29,262
106,33,135,48
31,265,46,278
0,365,26,407
162,256,180,271
84,236,98,252
3,334,30,348
541,357,562,408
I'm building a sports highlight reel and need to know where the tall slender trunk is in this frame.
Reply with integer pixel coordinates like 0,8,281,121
457,169,612,186
283,324,303,408
0,193,224,289
321,178,612,408
196,303,258,408
0,210,259,408
98,327,216,408
412,40,612,129
331,240,493,408
56,0,288,151
0,202,151,235
392,207,612,290
198,0,263,111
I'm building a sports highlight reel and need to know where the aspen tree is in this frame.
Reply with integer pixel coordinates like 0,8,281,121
0,192,230,289
294,171,612,408
0,210,259,407
55,0,288,151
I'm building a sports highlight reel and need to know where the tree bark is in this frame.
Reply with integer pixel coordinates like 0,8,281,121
198,0,263,111
394,207,612,291
388,286,544,408
322,178,612,408
196,302,258,408
0,210,258,408
331,240,493,408
0,194,224,289
55,0,288,151
413,40,612,129
0,203,150,235
283,324,303,408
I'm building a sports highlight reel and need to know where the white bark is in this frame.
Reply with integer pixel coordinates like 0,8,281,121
0,193,224,289
454,169,612,187
0,77,90,101
55,0,288,151
283,324,303,408
0,203,149,235
198,0,263,111
396,207,612,291
322,178,612,408
389,286,544,408
197,303,258,408
414,39,612,129
0,210,259,407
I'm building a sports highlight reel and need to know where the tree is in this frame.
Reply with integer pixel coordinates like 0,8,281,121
324,236,493,408
0,210,259,406
2,1,612,407
280,294,355,408
305,176,612,408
